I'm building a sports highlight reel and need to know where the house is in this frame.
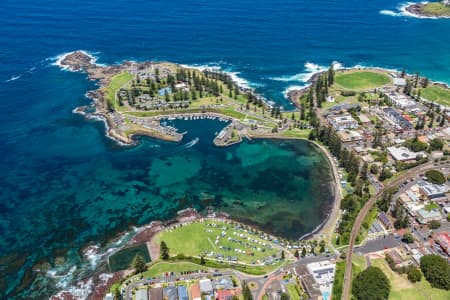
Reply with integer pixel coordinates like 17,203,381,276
417,180,449,199
163,286,178,300
216,289,240,300
336,130,364,142
213,277,234,290
327,114,358,131
191,284,201,300
435,232,450,255
387,146,425,162
383,107,413,130
378,212,392,228
359,113,371,125
177,285,189,300
136,289,149,300
199,279,214,295
151,287,164,300
416,208,442,224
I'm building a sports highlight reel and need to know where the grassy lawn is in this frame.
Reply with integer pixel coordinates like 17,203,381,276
281,128,311,139
371,258,450,300
331,261,345,300
153,220,280,264
106,72,133,110
286,283,300,300
334,70,391,90
424,202,440,211
420,85,450,107
421,2,450,16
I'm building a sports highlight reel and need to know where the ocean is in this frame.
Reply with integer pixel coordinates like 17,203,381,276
0,0,449,298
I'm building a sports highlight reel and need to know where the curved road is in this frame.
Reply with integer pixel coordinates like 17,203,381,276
341,161,449,300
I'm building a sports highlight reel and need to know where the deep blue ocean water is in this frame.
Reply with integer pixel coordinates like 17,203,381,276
0,0,449,298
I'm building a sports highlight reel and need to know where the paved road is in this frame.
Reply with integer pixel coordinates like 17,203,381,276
341,161,449,300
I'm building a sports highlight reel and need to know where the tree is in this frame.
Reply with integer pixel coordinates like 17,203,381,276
352,266,391,300
402,233,414,244
242,281,253,300
280,293,289,300
200,256,206,265
425,170,446,184
113,285,122,300
160,241,170,260
327,63,335,86
131,254,147,274
407,267,422,283
429,138,444,151
301,247,307,257
281,250,285,259
294,249,299,259
429,220,441,229
370,164,379,175
420,255,450,290
319,240,326,253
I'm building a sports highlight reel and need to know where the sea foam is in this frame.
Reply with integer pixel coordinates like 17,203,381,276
380,2,449,19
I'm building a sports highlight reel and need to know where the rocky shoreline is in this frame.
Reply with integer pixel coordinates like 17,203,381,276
404,2,450,19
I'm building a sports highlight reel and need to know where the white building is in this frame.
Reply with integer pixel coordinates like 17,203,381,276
387,146,426,162
327,114,358,131
416,208,442,224
388,93,416,110
199,279,213,295
135,289,149,300
307,261,336,287
393,78,406,86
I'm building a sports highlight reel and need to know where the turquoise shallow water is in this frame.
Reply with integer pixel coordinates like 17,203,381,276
1,0,449,298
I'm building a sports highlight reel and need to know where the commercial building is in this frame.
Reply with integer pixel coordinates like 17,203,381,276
417,180,449,199
416,208,442,224
387,146,426,162
378,212,392,228
327,114,358,131
306,261,335,287
388,93,416,110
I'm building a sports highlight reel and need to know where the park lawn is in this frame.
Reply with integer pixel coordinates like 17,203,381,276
286,283,300,300
420,85,450,107
334,70,391,90
371,258,449,300
421,2,450,16
153,220,280,264
106,72,133,110
281,128,311,139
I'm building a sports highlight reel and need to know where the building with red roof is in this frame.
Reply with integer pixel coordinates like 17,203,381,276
435,232,450,254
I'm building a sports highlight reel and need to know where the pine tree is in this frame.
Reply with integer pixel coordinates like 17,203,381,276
131,254,147,274
160,241,170,260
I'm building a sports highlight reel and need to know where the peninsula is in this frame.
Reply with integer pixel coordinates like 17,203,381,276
60,51,309,147
405,1,450,18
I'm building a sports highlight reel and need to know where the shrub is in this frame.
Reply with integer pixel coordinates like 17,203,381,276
407,267,422,283
352,266,391,300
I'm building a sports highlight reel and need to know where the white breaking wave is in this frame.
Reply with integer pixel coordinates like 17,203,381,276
5,74,22,82
270,61,342,84
180,63,263,90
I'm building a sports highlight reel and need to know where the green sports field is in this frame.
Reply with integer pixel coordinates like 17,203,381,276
334,70,391,90
153,220,280,264
420,85,450,107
